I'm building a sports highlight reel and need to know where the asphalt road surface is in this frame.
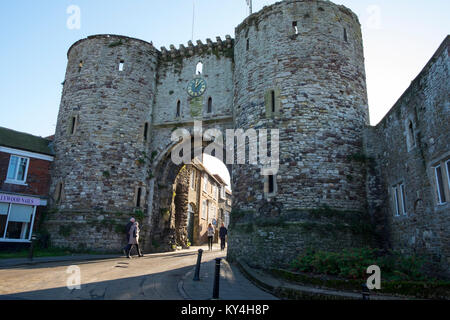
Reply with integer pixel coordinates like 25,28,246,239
0,248,223,300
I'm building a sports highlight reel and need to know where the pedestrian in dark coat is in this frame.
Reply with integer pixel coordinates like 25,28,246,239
122,217,135,254
219,223,228,251
125,221,144,258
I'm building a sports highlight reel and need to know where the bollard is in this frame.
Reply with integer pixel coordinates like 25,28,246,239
362,283,370,300
212,258,222,299
28,234,38,261
193,249,203,281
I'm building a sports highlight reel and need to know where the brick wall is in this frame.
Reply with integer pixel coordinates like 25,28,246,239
0,151,51,196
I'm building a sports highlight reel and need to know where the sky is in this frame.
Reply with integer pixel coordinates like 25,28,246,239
0,0,448,187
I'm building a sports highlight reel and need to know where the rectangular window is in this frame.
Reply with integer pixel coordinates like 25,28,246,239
434,165,447,204
400,184,407,215
0,203,36,241
6,156,29,184
271,90,275,113
143,122,149,141
71,117,76,134
203,175,208,192
0,203,9,238
190,171,196,190
119,60,124,71
268,175,274,194
292,21,298,34
202,200,207,220
446,160,450,192
136,187,142,207
392,185,400,216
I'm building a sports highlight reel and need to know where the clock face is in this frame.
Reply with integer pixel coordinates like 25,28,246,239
187,78,207,97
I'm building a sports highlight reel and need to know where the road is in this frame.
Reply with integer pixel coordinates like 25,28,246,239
0,247,275,300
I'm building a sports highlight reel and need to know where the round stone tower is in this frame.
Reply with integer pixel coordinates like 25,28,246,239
229,0,371,266
47,35,158,250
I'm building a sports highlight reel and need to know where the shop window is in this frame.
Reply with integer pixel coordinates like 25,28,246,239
0,203,36,241
6,155,29,184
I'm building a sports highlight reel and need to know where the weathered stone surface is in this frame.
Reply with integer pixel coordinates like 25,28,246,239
44,1,448,277
363,36,450,276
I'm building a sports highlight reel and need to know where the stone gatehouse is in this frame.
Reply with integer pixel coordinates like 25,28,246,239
42,0,449,276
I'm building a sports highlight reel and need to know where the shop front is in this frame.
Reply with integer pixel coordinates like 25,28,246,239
0,193,46,243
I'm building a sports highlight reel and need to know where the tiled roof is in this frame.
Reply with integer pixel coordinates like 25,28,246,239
0,126,54,156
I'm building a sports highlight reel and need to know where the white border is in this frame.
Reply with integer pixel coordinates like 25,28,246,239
0,146,54,162
434,165,446,204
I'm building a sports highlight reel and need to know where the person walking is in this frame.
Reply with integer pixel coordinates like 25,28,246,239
122,217,135,255
219,223,228,251
125,221,144,258
207,223,214,251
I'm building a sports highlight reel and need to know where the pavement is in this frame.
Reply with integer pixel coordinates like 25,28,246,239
178,250,277,300
0,245,277,300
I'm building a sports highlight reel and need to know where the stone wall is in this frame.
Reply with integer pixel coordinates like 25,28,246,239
228,0,370,267
227,207,375,268
46,35,158,250
232,0,369,212
363,36,450,276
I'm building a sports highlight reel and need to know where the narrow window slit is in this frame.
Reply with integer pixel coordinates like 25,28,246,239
143,122,149,141
268,175,275,194
70,116,77,135
207,97,212,113
136,187,142,207
196,62,203,75
176,100,181,118
292,21,298,35
271,90,275,113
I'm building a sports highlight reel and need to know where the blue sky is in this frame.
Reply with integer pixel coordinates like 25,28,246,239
0,0,448,186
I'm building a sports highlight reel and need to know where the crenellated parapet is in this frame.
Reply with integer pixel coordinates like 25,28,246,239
159,35,234,61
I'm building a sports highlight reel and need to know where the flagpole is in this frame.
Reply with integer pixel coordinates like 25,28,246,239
192,0,195,41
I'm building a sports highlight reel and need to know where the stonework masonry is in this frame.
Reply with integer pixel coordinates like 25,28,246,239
43,0,449,276
363,36,450,276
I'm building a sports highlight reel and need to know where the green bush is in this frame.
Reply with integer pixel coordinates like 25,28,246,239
290,248,427,281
